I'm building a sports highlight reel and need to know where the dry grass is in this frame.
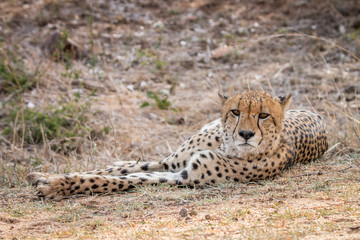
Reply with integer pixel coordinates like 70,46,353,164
0,0,360,239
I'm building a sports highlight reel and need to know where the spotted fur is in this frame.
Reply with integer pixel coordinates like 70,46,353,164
27,91,328,199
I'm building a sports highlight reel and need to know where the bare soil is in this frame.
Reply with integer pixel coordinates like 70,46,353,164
0,0,359,239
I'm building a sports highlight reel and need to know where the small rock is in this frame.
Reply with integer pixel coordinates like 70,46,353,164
140,81,148,89
189,210,197,216
191,36,198,42
27,102,35,109
127,84,134,91
350,226,360,230
72,88,83,94
352,18,360,29
179,40,187,46
134,32,144,37
0,216,20,224
148,113,158,120
93,211,107,216
344,85,357,94
205,214,211,220
152,20,164,29
179,208,187,217
220,30,229,36
176,117,185,125
212,45,233,59
339,25,346,34
168,117,185,125
237,27,248,34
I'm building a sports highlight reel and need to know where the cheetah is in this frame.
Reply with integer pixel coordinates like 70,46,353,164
27,91,328,199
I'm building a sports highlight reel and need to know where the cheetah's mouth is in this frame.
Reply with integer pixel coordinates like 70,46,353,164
238,143,255,147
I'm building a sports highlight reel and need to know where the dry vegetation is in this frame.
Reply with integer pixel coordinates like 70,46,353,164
0,0,359,239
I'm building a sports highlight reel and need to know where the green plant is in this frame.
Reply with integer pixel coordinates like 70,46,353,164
155,60,167,70
167,9,182,16
54,31,86,84
135,48,155,64
2,99,110,153
0,46,36,94
278,27,288,34
61,68,81,80
54,213,80,223
133,48,167,71
348,28,360,41
140,90,179,111
154,36,163,49
86,6,98,69
52,30,72,63
35,1,60,26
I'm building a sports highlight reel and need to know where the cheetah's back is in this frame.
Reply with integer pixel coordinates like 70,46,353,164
283,110,328,165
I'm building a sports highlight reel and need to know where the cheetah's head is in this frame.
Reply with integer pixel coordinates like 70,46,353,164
219,91,291,159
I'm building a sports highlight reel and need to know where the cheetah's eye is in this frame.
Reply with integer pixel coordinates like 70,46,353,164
230,110,240,116
259,113,270,119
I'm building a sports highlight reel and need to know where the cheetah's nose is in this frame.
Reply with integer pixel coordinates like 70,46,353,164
239,130,255,140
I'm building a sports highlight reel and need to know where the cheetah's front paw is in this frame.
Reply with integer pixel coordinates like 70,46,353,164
26,172,69,200
26,172,48,185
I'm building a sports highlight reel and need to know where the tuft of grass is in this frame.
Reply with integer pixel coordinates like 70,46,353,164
52,30,71,61
133,48,168,71
348,28,360,41
167,9,182,16
46,30,83,65
2,99,110,153
134,48,156,65
155,59,167,70
0,45,36,95
35,1,60,26
54,213,80,223
141,90,179,111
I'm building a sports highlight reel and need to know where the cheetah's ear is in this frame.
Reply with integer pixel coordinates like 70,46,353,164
218,92,228,105
277,94,292,109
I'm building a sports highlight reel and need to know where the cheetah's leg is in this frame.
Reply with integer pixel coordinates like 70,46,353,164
79,125,224,177
156,125,223,172
27,150,232,199
82,161,165,176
